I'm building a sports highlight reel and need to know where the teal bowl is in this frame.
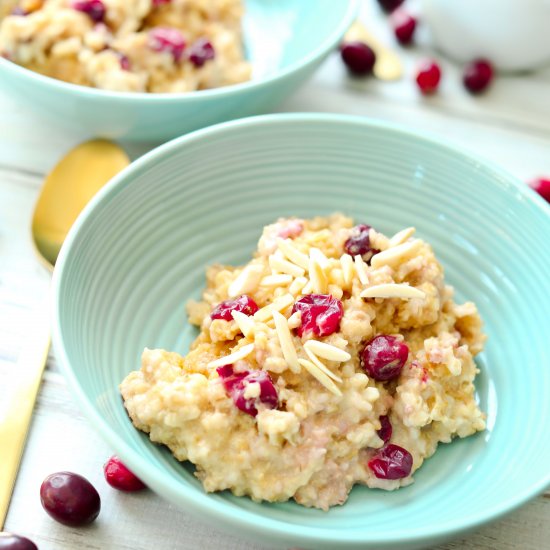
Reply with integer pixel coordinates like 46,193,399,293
52,114,550,549
0,0,356,142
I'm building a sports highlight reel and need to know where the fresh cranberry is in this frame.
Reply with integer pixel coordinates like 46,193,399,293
217,366,278,417
71,0,106,22
391,10,416,45
368,444,413,479
292,294,344,337
118,53,131,71
188,38,215,67
148,27,186,62
415,59,441,94
40,472,100,527
0,533,37,550
463,58,494,94
361,335,409,381
104,456,146,492
377,415,392,443
377,0,405,13
10,7,28,15
340,41,376,76
211,295,259,321
529,178,550,203
344,224,379,262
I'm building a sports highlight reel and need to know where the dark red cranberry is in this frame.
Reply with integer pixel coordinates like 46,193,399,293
188,38,215,67
71,0,106,22
391,10,417,45
463,58,494,94
152,0,171,4
361,335,409,381
377,0,405,13
217,366,278,417
118,53,131,71
529,178,550,203
148,27,186,62
415,59,441,94
10,7,28,15
40,472,100,527
211,295,259,321
377,415,392,443
344,224,379,262
0,533,37,550
104,456,146,492
292,294,344,337
340,41,376,76
368,444,413,479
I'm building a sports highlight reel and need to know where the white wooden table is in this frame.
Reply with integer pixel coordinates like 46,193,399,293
1,2,549,548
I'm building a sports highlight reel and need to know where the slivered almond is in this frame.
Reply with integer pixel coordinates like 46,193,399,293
231,310,255,338
370,240,423,269
254,293,295,322
309,257,328,294
278,239,309,270
227,264,264,297
309,247,329,269
269,255,305,278
298,358,342,396
389,227,416,247
288,276,308,296
260,274,293,287
208,343,255,369
272,311,300,373
354,255,369,285
304,340,351,362
287,311,302,329
303,346,342,383
340,253,355,287
302,281,314,294
360,283,425,299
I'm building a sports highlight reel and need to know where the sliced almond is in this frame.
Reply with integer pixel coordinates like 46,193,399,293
298,358,342,396
227,264,264,297
309,257,328,294
354,255,369,285
269,255,305,278
303,346,343,383
309,247,329,269
370,240,423,269
304,340,351,363
288,276,308,296
231,310,255,338
254,293,295,323
340,253,355,288
360,283,425,299
389,226,416,247
278,239,309,270
260,274,293,287
272,311,300,373
208,343,255,369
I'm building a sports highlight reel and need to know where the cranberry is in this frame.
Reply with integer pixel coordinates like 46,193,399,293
40,472,100,527
340,41,376,76
391,10,416,45
148,27,186,62
217,366,278,417
344,224,379,262
361,335,409,381
10,7,28,15
153,0,171,4
0,533,37,550
292,294,344,337
415,59,441,95
71,0,105,22
368,444,413,479
118,53,131,71
188,38,215,68
377,415,392,443
463,58,494,94
104,456,146,492
529,178,550,203
376,0,405,13
211,295,259,321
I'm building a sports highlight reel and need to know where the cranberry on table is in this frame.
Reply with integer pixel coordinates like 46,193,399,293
361,335,409,381
340,41,376,76
391,10,417,45
376,0,405,13
104,456,146,492
188,38,216,68
463,58,494,94
148,27,186,62
368,444,413,479
71,0,106,23
344,224,379,262
40,472,100,527
377,414,393,443
0,533,37,550
415,59,442,95
292,294,344,337
211,295,259,321
529,178,550,203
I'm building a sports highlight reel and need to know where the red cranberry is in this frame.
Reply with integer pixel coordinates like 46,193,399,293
377,0,405,13
118,53,131,71
415,59,441,94
148,27,186,62
391,10,417,45
0,534,37,550
529,178,550,203
344,224,379,262
104,456,146,492
188,38,215,68
153,0,171,4
211,295,259,321
40,472,100,527
377,415,392,443
340,41,376,76
368,444,413,479
71,0,105,22
292,294,344,337
217,366,278,417
463,58,494,94
361,335,409,381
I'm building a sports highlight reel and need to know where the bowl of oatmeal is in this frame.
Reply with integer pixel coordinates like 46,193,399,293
52,114,550,549
0,0,358,141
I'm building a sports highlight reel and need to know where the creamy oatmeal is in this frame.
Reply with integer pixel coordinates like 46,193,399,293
120,215,486,510
0,0,250,92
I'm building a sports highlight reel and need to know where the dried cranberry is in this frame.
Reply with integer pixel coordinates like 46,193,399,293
10,7,28,15
0,533,37,550
391,10,417,45
377,0,404,13
152,0,171,4
104,456,146,492
415,59,441,95
361,335,408,381
463,59,494,94
529,178,550,203
292,294,344,337
377,415,392,443
344,224,379,262
368,444,413,479
211,295,259,321
188,38,215,67
148,27,186,62
71,0,106,22
340,41,376,76
118,53,131,71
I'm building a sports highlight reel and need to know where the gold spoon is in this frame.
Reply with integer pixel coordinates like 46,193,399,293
0,140,129,529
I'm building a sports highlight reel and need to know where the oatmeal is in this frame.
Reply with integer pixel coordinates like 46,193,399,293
120,214,486,510
0,0,250,92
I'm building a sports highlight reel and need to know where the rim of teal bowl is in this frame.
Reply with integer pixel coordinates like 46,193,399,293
52,113,550,547
0,0,358,103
